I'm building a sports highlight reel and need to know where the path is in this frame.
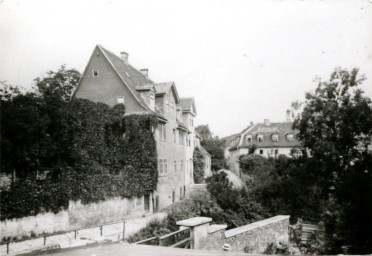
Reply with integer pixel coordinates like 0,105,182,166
1,212,167,255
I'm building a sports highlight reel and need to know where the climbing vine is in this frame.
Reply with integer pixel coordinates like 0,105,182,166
1,97,158,220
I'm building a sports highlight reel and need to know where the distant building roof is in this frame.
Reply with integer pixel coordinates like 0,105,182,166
239,122,300,149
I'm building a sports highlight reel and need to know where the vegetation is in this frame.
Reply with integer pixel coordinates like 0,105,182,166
0,66,158,220
193,147,205,183
238,67,372,254
195,125,226,170
293,67,372,254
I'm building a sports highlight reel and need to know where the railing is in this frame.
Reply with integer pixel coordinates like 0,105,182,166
159,228,191,248
135,236,159,246
0,220,126,255
135,227,191,249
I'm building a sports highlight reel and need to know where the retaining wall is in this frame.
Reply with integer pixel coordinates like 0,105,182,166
1,196,147,239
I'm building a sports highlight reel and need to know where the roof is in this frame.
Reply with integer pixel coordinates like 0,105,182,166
180,98,197,114
198,145,211,156
154,82,180,104
221,133,241,148
238,122,301,148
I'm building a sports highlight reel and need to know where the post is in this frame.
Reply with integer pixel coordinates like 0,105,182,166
122,221,126,240
6,242,9,254
74,230,78,239
100,225,103,236
176,217,212,249
43,236,47,245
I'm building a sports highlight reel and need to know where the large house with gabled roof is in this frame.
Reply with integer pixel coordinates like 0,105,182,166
73,45,207,214
225,116,301,175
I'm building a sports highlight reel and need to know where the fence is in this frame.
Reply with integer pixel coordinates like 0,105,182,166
0,219,126,255
136,228,191,248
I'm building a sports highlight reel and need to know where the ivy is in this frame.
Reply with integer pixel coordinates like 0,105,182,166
193,147,205,183
1,97,158,220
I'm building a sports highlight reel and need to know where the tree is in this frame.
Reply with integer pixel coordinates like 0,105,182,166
193,147,205,183
195,124,213,140
195,125,226,170
293,67,372,254
34,64,80,102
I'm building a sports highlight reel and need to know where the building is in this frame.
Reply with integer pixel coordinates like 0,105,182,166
225,116,301,175
73,45,202,213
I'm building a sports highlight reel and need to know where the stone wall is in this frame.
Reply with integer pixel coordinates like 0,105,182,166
224,215,290,253
1,196,148,239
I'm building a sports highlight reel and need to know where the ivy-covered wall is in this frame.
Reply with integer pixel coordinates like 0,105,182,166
0,98,158,221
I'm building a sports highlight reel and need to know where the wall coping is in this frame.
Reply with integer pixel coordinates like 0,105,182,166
176,217,212,227
208,224,227,234
225,215,290,238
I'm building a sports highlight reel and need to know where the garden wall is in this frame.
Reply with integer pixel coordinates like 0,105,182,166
1,196,148,239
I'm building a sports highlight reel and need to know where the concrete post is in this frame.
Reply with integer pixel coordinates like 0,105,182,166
176,217,212,249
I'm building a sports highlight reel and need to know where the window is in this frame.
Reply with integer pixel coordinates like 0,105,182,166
92,70,98,77
275,149,279,155
159,124,166,141
173,129,177,143
259,149,264,155
179,131,184,145
180,160,183,171
117,96,125,105
180,187,183,199
190,117,193,127
174,160,177,173
272,134,279,142
149,92,155,110
165,99,169,114
287,134,294,141
170,103,175,116
164,159,167,173
246,135,252,143
257,134,264,142
158,159,163,174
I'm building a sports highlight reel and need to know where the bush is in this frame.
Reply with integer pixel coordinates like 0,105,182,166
127,218,170,243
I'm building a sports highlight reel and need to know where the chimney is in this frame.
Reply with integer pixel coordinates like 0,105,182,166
140,68,149,79
120,51,128,64
264,119,270,126
250,121,254,127
286,109,291,122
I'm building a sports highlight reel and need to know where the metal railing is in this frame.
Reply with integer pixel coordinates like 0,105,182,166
0,220,127,255
135,227,191,249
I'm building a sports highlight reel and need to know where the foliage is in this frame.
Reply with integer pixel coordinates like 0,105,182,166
195,124,213,140
196,124,226,170
193,147,205,183
127,218,170,243
293,67,372,254
128,191,224,242
166,191,225,231
0,66,159,220
34,64,80,102
263,242,290,255
206,172,268,228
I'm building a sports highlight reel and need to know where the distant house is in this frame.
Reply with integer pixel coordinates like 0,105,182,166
73,45,206,214
225,116,301,175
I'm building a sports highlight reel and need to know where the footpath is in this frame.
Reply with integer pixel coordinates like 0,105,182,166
0,212,167,255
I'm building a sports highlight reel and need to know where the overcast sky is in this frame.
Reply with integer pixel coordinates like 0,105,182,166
1,0,371,137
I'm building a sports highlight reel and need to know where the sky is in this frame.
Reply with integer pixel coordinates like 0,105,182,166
1,0,372,137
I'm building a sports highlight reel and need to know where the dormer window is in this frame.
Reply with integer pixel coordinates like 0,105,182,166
287,134,294,141
93,70,98,77
272,134,279,142
246,135,252,143
257,134,264,142
117,96,125,105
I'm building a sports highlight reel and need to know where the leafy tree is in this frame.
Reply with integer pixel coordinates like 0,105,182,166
34,64,80,102
294,67,372,254
193,147,205,183
195,125,226,170
195,124,213,140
